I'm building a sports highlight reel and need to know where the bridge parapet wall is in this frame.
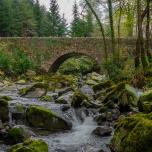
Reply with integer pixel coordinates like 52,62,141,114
0,37,148,72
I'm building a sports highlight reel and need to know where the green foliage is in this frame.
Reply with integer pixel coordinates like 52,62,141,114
12,49,34,75
0,0,68,37
102,57,134,81
0,48,34,75
0,51,12,74
58,56,97,75
71,1,93,37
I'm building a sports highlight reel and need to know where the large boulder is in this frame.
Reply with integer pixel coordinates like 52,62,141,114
102,83,138,112
71,91,91,108
8,125,34,144
8,139,48,152
92,126,112,137
138,90,152,113
80,85,94,99
110,113,152,152
55,92,73,104
19,83,48,98
26,106,72,132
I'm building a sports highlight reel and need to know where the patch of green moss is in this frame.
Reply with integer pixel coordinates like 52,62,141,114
8,128,24,144
0,96,12,101
26,105,71,131
139,90,152,102
19,83,48,96
111,113,152,152
71,91,89,108
40,95,53,102
8,139,48,152
93,80,113,92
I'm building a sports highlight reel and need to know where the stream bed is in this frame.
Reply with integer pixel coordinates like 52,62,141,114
0,82,113,152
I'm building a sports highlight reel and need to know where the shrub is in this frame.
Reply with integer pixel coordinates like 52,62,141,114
58,56,97,75
0,51,12,74
12,48,34,75
0,48,34,75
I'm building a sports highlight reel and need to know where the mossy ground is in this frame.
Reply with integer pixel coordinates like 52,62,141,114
8,139,48,152
111,113,152,152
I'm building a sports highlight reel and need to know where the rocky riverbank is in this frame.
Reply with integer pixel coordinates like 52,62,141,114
0,71,151,152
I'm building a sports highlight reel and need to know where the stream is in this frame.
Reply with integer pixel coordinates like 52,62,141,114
0,82,113,152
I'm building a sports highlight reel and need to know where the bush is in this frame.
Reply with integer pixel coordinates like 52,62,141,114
12,48,34,75
102,57,134,82
58,56,97,75
0,51,12,74
0,48,34,75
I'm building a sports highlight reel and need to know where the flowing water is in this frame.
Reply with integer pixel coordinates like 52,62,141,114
0,83,112,152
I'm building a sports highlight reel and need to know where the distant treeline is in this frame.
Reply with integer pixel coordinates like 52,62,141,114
0,0,93,37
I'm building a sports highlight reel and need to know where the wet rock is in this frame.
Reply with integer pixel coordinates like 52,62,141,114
8,125,34,144
56,92,73,104
57,87,73,96
0,99,9,123
40,95,53,102
0,96,12,101
93,80,113,92
80,85,94,98
26,70,36,77
19,83,48,98
94,113,107,125
92,126,112,137
8,139,48,152
61,105,70,112
103,83,138,113
47,92,58,100
138,90,152,113
16,80,26,85
26,105,72,132
71,91,90,108
111,113,152,152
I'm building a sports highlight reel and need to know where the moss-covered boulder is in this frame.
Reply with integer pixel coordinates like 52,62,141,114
0,99,9,122
8,125,33,144
8,139,48,152
40,95,53,102
93,80,113,92
19,83,48,98
26,106,72,131
71,91,90,108
102,83,138,112
0,96,12,101
138,90,152,113
110,113,152,152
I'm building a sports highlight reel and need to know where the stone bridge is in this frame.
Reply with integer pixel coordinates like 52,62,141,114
0,37,141,72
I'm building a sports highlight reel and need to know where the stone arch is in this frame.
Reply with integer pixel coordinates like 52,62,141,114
48,52,98,73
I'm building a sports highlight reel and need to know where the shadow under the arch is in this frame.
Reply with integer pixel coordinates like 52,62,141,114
48,52,100,73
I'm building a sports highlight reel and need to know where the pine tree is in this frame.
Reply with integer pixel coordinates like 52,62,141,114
49,0,61,36
58,14,68,36
71,1,80,36
0,0,11,36
34,0,43,36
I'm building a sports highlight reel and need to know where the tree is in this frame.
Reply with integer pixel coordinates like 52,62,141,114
0,0,11,36
49,0,63,36
84,0,108,59
71,1,80,37
107,0,115,57
58,14,68,36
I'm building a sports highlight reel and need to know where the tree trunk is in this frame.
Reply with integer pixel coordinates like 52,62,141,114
135,0,149,69
84,0,108,60
146,0,152,62
107,0,115,59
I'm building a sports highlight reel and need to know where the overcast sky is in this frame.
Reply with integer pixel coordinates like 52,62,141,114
39,0,80,23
